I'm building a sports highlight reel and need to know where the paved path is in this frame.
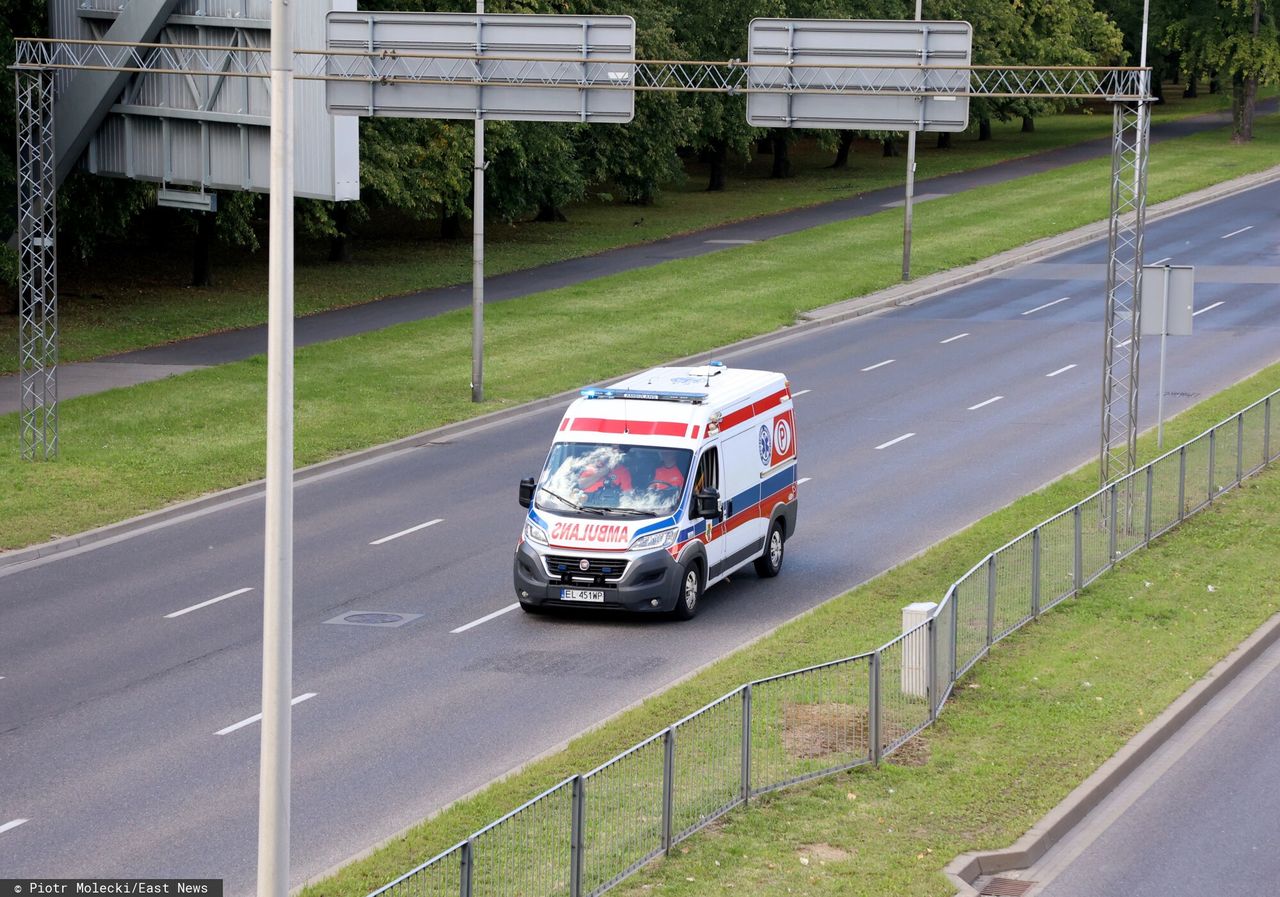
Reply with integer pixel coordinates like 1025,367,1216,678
0,104,1265,414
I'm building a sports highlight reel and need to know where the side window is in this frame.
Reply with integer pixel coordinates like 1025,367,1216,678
693,447,719,494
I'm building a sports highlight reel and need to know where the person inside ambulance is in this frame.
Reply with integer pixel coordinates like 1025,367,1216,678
576,455,633,498
651,449,686,493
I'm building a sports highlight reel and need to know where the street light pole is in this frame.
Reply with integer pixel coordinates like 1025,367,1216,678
472,0,486,403
901,0,924,281
258,0,295,894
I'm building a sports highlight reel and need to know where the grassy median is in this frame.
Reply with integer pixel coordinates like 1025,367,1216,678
292,359,1280,897
1,115,1277,550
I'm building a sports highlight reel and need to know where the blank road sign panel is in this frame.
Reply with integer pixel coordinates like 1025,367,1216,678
326,12,635,123
747,18,972,131
1141,265,1195,336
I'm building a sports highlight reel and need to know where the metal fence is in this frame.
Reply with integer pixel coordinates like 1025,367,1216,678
372,389,1279,897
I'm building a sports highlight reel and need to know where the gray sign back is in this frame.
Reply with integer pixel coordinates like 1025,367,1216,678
326,12,635,123
747,18,972,131
1141,265,1196,336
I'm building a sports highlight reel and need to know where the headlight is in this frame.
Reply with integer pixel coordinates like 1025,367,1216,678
523,521,549,545
629,528,677,551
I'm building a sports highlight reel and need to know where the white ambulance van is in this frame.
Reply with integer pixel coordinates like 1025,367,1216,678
514,363,798,619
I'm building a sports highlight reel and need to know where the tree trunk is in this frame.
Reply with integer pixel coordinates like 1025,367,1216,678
936,132,952,149
882,137,899,157
979,117,992,141
770,133,791,178
328,203,350,263
535,202,567,222
829,131,855,168
2,285,17,317
1234,0,1263,143
440,209,463,240
706,139,728,192
1183,76,1198,99
191,212,214,287
1021,115,1035,133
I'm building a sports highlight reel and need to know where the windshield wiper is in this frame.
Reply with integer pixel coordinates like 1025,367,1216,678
537,486,606,515
597,507,653,517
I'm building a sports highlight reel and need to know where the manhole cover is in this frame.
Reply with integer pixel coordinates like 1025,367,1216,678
323,611,423,629
980,878,1036,897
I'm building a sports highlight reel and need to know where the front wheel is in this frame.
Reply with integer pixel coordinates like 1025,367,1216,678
754,520,785,578
673,561,703,620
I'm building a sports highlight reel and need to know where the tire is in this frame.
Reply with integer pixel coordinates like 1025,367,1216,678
754,519,785,578
673,561,703,620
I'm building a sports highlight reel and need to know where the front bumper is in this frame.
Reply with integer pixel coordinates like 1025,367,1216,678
513,541,684,613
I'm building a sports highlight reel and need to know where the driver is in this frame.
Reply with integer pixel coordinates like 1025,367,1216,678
651,449,685,491
578,457,633,494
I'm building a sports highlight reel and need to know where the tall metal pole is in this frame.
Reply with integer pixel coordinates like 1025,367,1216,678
471,1,486,404
257,0,294,893
901,0,924,281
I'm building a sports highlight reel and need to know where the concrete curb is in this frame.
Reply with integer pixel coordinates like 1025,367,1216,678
944,609,1280,896
4,164,1279,573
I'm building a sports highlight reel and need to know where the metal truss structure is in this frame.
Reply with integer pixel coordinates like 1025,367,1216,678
12,38,1151,474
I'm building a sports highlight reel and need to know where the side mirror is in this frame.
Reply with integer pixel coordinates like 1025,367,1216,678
518,477,536,508
692,488,721,520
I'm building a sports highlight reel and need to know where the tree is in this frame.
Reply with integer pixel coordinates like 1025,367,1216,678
1163,0,1279,141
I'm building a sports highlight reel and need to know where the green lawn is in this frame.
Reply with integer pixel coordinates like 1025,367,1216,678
1,113,1277,550
0,87,1255,371
296,360,1280,897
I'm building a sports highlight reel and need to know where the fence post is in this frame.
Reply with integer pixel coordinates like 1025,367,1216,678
927,615,939,721
1108,482,1119,562
741,684,752,804
1208,427,1217,502
869,652,882,766
1237,413,1245,485
460,838,473,897
662,727,675,854
1073,505,1083,594
1266,397,1272,464
1144,465,1154,545
1031,527,1042,618
950,587,960,682
570,775,584,897
986,555,997,646
1178,445,1187,522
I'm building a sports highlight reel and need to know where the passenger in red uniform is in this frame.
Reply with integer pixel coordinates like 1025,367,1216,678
578,458,632,494
651,450,686,492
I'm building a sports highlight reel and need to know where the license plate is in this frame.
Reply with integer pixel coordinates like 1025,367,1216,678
561,588,606,603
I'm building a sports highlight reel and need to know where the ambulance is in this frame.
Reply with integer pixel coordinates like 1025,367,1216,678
514,363,798,619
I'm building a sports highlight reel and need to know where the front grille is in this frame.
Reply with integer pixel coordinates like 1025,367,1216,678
543,555,630,585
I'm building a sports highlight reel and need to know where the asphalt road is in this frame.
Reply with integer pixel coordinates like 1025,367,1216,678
1,182,1278,894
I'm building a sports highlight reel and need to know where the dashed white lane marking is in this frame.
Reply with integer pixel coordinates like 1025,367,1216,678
797,477,812,485
371,518,444,546
1193,301,1224,317
967,395,1004,411
165,587,254,620
1021,296,1070,315
216,693,316,736
940,333,969,344
875,433,915,450
1046,364,1078,378
1221,226,1253,239
0,819,28,835
861,359,895,372
1151,256,1173,265
791,389,812,397
452,603,521,634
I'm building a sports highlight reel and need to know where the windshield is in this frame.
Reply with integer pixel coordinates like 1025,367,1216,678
538,442,693,516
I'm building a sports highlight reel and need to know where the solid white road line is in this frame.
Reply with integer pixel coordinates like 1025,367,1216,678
1151,256,1173,265
165,587,254,619
216,693,316,736
875,433,915,450
797,477,812,485
967,395,1004,411
370,518,444,546
1221,226,1253,239
452,603,521,634
940,332,969,344
791,389,812,397
861,359,895,372
1193,301,1224,317
1046,364,1078,378
1021,296,1070,316
0,819,28,835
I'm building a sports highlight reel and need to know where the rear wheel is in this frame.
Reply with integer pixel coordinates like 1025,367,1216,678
754,520,785,578
673,561,703,620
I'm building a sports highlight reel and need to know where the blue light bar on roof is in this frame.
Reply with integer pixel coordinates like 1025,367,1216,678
580,388,708,404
